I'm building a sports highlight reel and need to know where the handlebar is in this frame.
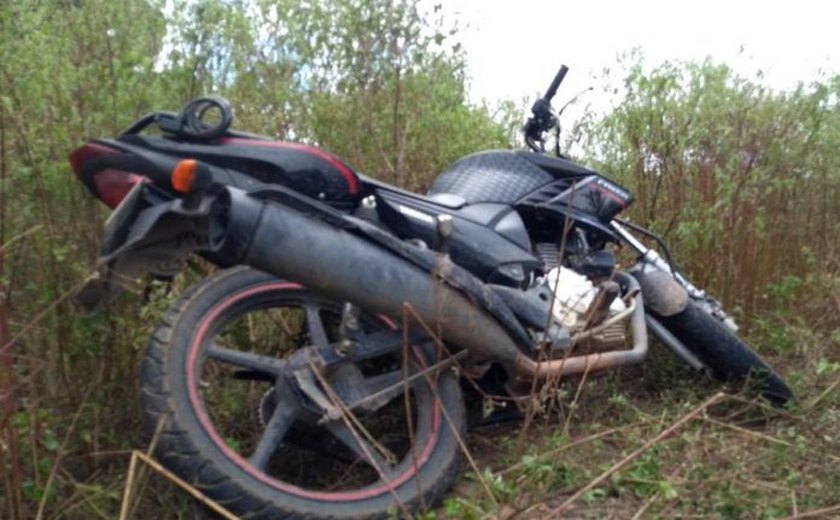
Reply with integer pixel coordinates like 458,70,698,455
525,64,569,151
543,64,569,102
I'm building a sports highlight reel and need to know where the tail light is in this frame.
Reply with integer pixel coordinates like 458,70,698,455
90,169,144,209
69,143,145,209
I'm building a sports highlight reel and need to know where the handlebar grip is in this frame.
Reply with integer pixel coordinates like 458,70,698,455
544,65,569,102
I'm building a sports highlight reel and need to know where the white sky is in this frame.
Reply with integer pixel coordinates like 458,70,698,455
431,0,839,113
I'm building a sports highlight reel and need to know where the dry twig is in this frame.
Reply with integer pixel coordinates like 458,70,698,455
119,451,239,520
703,416,840,463
500,422,642,476
780,503,840,519
807,378,840,410
547,392,725,516
34,388,91,520
401,303,501,509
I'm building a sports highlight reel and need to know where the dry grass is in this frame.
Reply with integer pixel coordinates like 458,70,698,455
441,332,840,520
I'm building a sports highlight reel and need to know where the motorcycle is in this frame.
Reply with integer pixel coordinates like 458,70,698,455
70,65,791,518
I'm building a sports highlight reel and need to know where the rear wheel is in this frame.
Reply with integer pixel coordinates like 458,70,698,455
140,267,465,519
658,301,793,405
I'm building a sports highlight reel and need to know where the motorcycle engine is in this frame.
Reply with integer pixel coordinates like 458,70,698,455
543,266,628,353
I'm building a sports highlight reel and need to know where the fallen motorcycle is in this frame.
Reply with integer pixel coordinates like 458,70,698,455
71,66,791,518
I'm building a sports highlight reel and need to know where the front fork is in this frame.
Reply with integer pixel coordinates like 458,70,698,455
610,221,739,333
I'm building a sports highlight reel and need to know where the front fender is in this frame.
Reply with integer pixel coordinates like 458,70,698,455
630,267,689,317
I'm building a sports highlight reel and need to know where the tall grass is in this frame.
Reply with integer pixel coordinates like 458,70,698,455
582,61,840,329
0,1,837,517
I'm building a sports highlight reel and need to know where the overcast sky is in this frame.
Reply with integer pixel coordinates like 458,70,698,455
430,0,838,112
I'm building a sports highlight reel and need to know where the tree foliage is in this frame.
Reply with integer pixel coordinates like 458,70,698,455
0,1,510,517
582,60,840,316
0,1,837,518
158,0,514,188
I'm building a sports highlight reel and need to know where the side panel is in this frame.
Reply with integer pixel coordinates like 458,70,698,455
516,175,634,242
375,189,539,286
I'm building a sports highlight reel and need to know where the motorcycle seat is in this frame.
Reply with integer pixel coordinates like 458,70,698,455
424,192,468,209
114,135,361,208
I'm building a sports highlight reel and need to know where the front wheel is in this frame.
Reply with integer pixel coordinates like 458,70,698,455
657,301,793,405
140,267,465,519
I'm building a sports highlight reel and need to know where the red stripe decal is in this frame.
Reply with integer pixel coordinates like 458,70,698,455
591,183,628,208
219,137,359,195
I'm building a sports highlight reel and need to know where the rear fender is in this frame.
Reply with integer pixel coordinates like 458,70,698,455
75,184,216,310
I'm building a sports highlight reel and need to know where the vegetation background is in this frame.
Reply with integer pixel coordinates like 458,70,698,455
0,0,837,518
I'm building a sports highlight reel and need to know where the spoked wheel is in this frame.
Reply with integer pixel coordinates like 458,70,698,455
141,267,464,519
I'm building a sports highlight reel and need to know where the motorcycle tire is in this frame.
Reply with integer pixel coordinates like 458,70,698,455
140,267,465,519
657,300,793,405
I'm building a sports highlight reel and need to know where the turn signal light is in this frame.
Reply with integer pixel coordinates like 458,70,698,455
172,159,200,193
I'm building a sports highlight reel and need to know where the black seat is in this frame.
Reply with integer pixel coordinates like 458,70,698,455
117,135,361,206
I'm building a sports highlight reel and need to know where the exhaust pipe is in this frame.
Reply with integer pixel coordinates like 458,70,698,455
204,187,649,380
207,187,526,365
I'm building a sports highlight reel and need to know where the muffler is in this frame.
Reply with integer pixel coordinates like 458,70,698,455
206,187,528,365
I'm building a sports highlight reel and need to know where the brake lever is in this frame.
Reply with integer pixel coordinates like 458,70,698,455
523,65,569,152
524,98,557,151
524,118,544,152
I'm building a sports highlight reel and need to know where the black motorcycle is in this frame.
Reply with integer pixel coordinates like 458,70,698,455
71,66,791,519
